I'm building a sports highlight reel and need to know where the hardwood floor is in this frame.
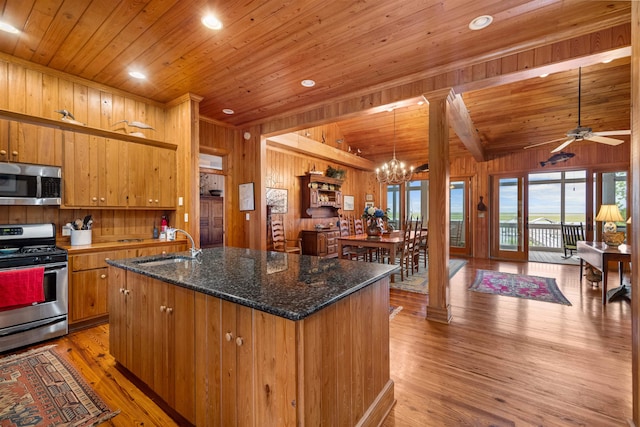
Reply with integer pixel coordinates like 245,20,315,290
385,258,631,426
6,258,631,426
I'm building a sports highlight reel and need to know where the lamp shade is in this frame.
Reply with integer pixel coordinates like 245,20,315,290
595,204,624,222
595,204,624,234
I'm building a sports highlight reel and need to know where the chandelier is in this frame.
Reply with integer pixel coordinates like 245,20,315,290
375,109,413,185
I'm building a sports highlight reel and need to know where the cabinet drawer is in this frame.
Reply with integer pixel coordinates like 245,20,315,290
327,244,337,255
72,251,121,271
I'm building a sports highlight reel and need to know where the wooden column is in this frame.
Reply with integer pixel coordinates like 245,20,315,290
631,2,639,425
165,93,202,239
424,88,454,324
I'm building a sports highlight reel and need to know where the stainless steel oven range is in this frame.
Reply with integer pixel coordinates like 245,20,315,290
0,223,68,353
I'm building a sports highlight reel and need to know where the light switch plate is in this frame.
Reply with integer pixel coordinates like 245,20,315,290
245,213,250,220
178,196,183,206
184,213,189,222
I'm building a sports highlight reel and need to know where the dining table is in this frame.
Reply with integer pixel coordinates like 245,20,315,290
337,230,424,282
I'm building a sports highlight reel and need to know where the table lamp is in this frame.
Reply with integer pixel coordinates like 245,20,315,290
595,204,625,246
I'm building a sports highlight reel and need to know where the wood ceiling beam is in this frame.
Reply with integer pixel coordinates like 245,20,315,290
258,25,632,135
448,94,485,162
266,133,376,171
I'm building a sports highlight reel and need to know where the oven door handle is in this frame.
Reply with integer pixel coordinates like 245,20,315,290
0,315,66,337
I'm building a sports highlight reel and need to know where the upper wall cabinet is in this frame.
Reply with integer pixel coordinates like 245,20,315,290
0,120,62,166
63,133,176,209
128,143,176,209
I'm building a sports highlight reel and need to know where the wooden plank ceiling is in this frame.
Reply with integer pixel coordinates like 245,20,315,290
0,0,632,166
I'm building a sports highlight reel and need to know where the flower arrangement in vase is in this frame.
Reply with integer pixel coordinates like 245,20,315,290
362,206,389,238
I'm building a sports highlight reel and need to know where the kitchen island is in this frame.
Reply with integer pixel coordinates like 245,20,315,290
107,247,397,426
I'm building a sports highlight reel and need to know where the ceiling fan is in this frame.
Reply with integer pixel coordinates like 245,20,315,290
524,67,630,152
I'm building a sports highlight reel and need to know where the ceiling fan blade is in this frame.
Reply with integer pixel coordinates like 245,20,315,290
523,137,568,150
551,138,575,153
585,134,625,145
592,130,630,136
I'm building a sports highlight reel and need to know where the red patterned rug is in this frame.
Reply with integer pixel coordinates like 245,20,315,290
0,345,119,426
469,270,571,306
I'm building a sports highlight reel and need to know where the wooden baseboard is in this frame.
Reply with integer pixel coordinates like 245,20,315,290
356,379,396,427
68,315,108,332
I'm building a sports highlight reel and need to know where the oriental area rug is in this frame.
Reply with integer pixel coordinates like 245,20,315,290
390,259,467,294
469,269,572,306
0,345,119,426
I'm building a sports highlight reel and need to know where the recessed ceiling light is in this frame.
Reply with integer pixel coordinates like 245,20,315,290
129,71,146,79
0,21,19,34
202,14,223,30
602,59,613,64
301,79,316,88
222,108,234,115
468,15,493,30
417,101,424,106
539,73,549,78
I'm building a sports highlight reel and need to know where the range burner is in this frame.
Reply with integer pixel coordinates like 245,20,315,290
0,223,67,268
20,245,61,254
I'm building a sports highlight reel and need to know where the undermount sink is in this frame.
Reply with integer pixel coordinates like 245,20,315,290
136,256,192,267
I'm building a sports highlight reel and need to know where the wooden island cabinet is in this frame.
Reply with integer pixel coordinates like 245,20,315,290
66,240,186,327
108,248,396,426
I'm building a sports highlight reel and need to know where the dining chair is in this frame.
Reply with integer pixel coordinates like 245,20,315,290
419,228,428,267
410,216,423,274
270,219,302,254
339,217,368,261
395,217,415,281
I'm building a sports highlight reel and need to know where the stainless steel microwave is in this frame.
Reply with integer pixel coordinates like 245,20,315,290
0,162,62,205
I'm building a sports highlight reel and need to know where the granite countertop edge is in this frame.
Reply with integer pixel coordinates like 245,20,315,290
107,247,398,321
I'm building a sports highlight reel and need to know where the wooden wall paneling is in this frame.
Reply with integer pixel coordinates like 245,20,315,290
42,74,63,165
73,82,88,124
25,68,42,117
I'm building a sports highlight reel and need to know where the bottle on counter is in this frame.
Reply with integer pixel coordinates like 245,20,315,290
153,223,159,239
160,216,168,240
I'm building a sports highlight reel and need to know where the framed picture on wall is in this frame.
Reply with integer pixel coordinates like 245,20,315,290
343,195,355,211
239,182,255,211
365,194,374,202
365,201,374,209
266,188,288,214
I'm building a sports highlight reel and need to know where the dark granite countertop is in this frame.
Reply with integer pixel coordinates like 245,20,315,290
106,246,397,321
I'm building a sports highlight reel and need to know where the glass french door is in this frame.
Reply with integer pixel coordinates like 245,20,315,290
492,175,528,261
450,179,469,254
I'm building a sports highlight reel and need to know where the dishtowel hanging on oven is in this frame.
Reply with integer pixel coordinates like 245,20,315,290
0,266,45,309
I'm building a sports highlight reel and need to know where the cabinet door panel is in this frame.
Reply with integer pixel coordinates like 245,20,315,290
70,269,109,323
171,285,195,423
108,267,126,363
102,138,128,206
156,147,175,208
236,304,255,426
13,122,61,166
128,143,149,207
221,300,238,425
128,274,154,386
